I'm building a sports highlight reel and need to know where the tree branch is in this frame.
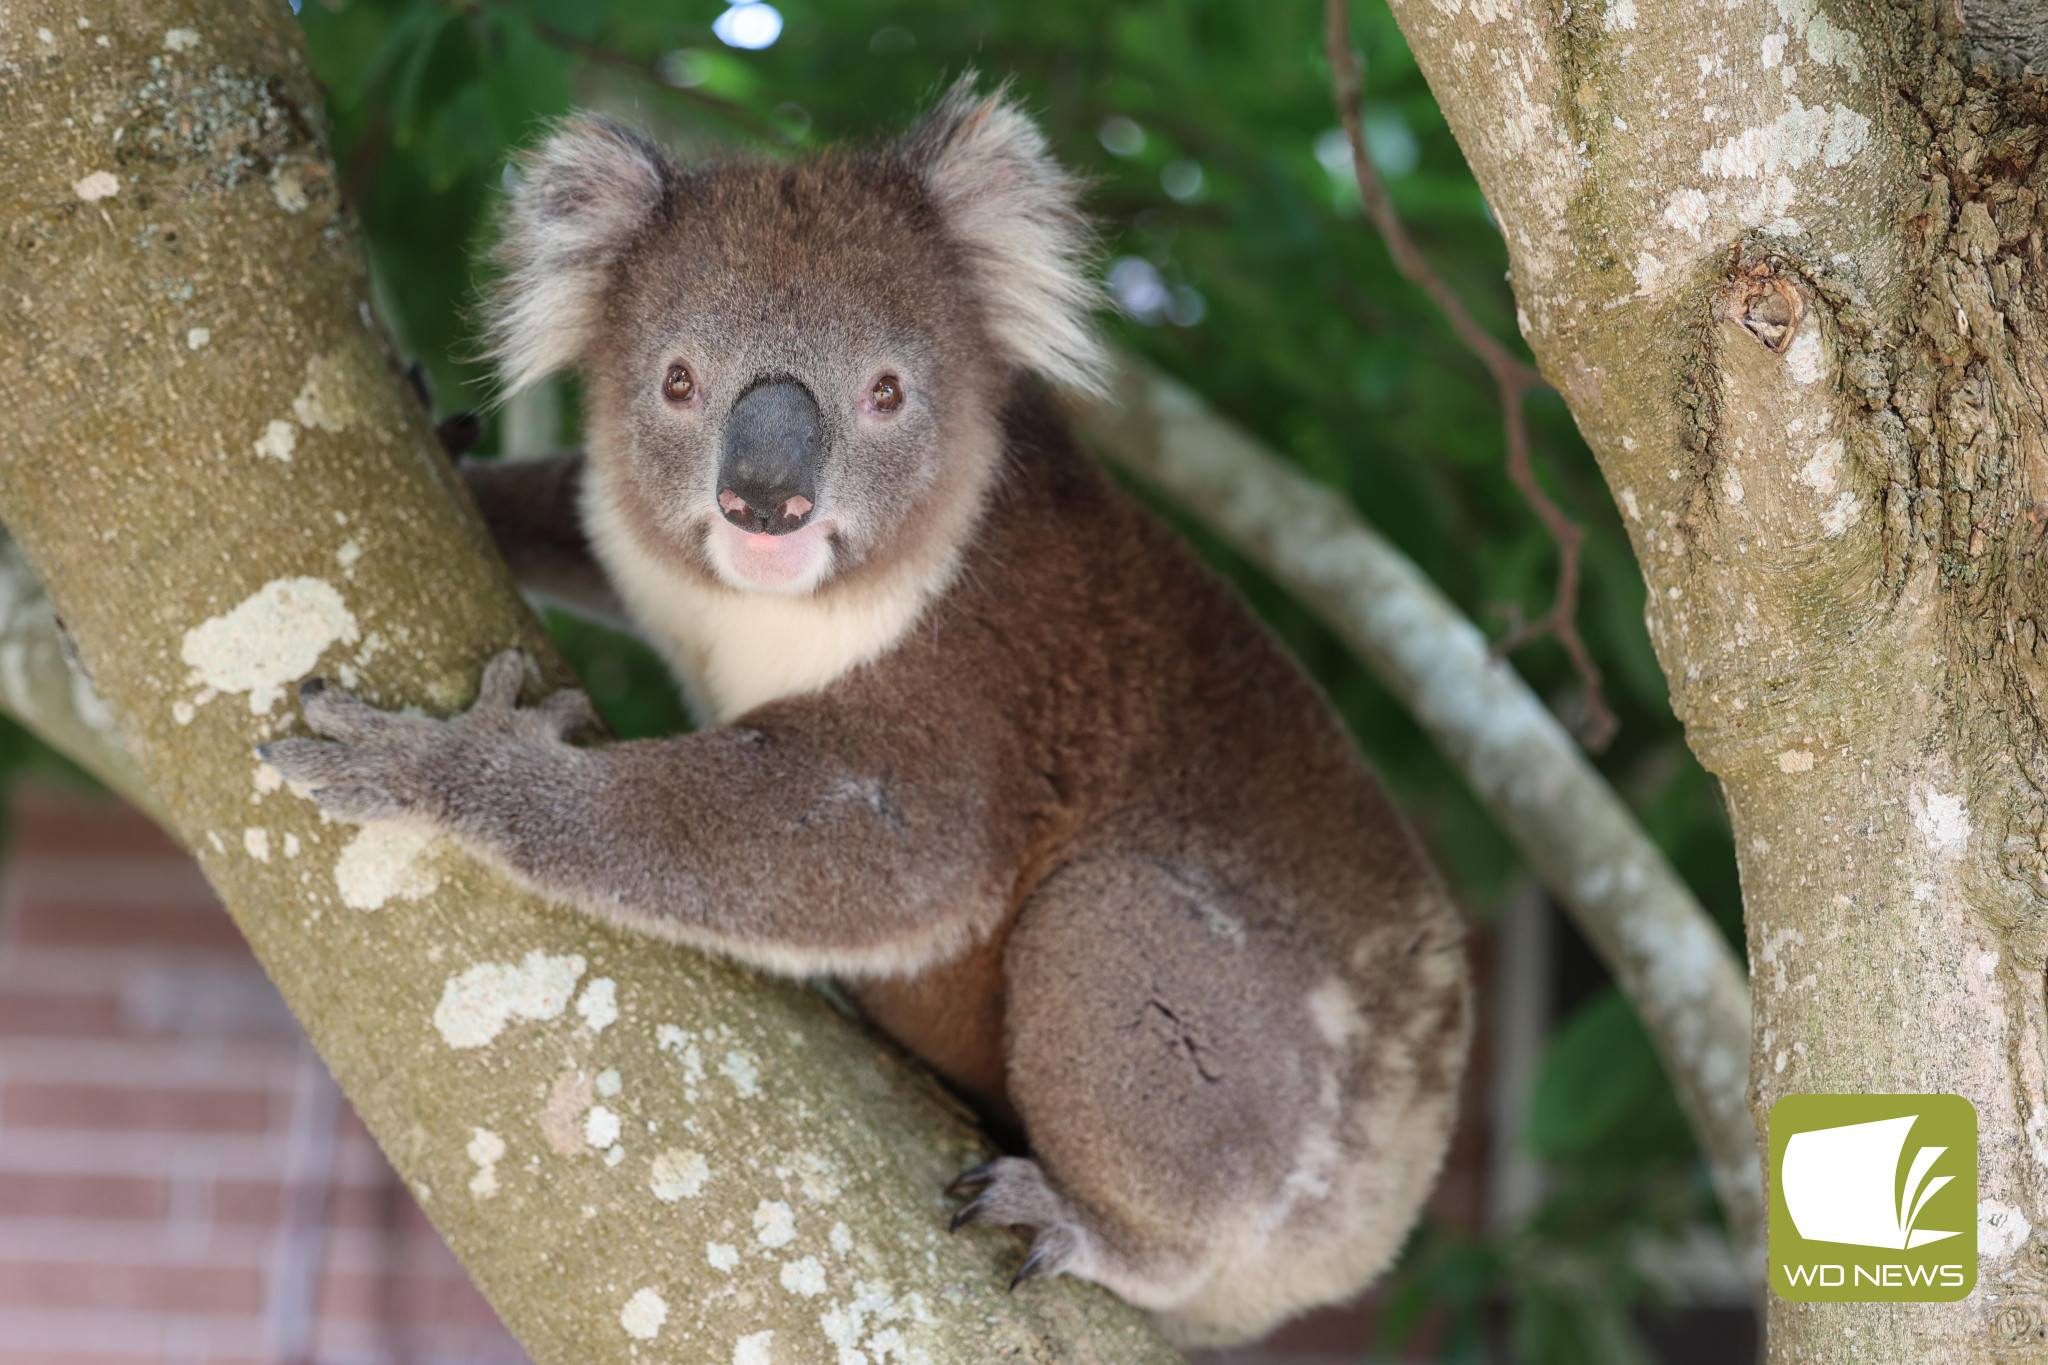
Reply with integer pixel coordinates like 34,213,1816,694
0,6,1177,1363
1070,354,1761,1274
1324,0,1615,751
0,533,157,818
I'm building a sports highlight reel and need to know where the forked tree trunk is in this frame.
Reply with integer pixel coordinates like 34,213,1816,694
1377,0,2048,1354
0,4,1181,1362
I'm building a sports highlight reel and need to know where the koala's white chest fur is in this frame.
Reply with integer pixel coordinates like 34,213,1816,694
583,485,950,726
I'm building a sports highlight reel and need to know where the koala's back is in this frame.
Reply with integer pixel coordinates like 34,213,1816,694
833,390,1470,1344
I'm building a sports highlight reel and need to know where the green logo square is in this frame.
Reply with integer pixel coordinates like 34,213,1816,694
1768,1093,1977,1302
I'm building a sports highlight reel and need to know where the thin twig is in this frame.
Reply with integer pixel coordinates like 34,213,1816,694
1323,0,1615,751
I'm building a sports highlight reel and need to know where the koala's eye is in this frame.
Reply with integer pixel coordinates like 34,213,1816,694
663,364,696,405
869,375,905,413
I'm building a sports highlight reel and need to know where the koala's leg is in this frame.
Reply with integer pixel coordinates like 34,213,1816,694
957,855,1323,1317
458,454,629,626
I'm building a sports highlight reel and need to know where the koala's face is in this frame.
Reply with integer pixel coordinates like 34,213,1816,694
593,163,997,596
486,89,1103,599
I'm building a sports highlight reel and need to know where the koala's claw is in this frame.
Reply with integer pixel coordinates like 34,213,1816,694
945,1158,1056,1229
948,1193,993,1233
945,1162,999,1199
1009,1238,1063,1291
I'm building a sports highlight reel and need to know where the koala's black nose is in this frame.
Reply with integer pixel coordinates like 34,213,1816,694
718,379,823,536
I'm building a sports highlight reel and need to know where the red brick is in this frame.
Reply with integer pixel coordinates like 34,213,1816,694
0,1172,168,1220
0,992,125,1039
206,1179,281,1225
209,1178,411,1227
0,1259,263,1314
125,1262,265,1314
9,790,187,859
334,1181,419,1230
10,901,246,952
316,1270,505,1329
2,1082,271,1134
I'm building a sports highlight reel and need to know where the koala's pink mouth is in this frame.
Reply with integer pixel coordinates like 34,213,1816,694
709,516,834,593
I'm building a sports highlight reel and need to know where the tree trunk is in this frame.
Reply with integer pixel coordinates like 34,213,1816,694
0,4,1180,1362
1376,0,2048,1354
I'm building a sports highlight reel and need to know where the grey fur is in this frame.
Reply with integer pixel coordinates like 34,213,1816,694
263,84,1469,1348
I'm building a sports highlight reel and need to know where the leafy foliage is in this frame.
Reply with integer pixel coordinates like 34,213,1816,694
292,0,1743,1357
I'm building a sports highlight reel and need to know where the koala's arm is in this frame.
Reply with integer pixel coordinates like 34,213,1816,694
259,652,1012,977
458,455,630,628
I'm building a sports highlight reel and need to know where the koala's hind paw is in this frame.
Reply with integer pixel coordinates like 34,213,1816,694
945,1157,1090,1290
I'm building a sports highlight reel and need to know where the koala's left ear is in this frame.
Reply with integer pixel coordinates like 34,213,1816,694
482,116,680,396
899,76,1107,394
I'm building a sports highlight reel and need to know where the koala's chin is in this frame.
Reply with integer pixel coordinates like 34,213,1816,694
705,517,837,595
266,74,1473,1350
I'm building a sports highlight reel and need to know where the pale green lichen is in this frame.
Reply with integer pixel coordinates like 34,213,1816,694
619,1288,668,1341
181,577,358,715
577,978,619,1032
433,952,587,1049
334,822,443,910
651,1148,711,1201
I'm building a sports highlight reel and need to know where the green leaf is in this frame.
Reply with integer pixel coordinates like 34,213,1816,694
352,0,451,117
544,610,692,740
419,84,503,192
507,0,622,42
483,12,574,145
388,5,461,145
296,0,411,111
1526,989,1695,1167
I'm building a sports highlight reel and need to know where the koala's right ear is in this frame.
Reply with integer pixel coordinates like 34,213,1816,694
482,116,679,396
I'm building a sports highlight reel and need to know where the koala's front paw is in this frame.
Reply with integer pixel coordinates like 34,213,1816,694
259,649,595,825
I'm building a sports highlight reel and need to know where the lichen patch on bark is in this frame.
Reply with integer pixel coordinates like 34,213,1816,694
433,951,587,1049
180,576,358,715
334,821,443,910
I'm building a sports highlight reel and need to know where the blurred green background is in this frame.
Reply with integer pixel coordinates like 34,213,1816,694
176,0,1740,1357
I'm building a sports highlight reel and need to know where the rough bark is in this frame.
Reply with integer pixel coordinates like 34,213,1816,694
1071,357,1760,1268
1376,0,2048,1355
0,5,1181,1363
1963,0,2048,81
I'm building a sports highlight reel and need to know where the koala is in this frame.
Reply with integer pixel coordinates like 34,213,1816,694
262,79,1470,1348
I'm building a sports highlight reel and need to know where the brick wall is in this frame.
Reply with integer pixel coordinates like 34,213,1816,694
0,786,1493,1364
0,787,525,1365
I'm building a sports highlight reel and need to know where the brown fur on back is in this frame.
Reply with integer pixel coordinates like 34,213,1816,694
835,394,1455,1115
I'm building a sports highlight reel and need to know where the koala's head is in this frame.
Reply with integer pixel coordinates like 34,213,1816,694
483,78,1103,597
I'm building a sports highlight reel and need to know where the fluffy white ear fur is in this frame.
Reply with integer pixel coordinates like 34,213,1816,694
900,76,1108,394
483,117,678,396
